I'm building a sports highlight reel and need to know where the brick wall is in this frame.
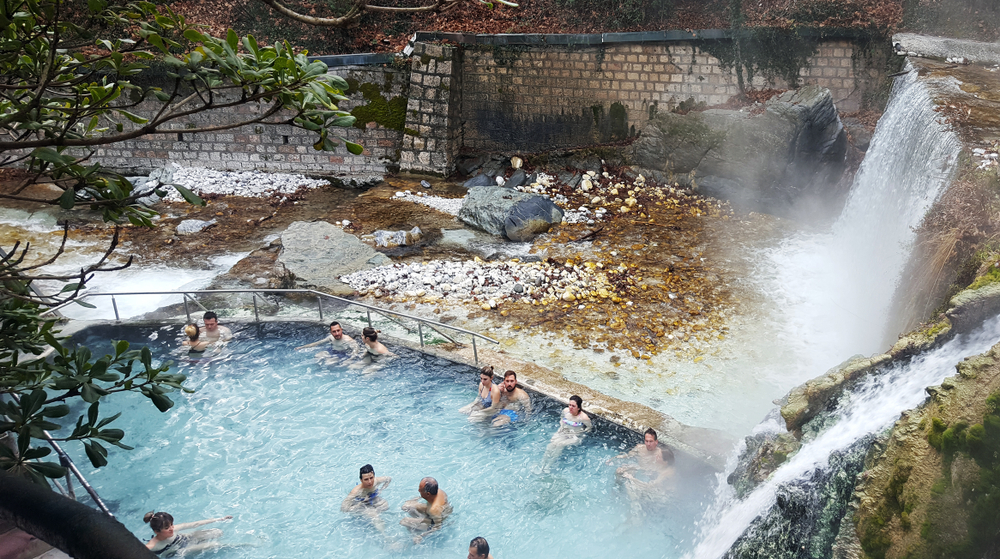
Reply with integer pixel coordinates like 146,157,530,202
93,65,407,178
84,37,877,178
461,39,866,153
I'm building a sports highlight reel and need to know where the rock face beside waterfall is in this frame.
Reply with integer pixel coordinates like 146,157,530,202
724,435,874,559
278,221,391,295
854,343,1000,559
631,85,848,215
458,186,563,241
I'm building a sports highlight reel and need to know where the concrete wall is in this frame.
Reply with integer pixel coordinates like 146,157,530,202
88,36,877,178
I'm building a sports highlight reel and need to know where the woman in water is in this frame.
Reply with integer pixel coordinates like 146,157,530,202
144,511,233,556
360,327,391,359
540,395,593,471
458,365,502,421
181,324,211,353
349,327,392,373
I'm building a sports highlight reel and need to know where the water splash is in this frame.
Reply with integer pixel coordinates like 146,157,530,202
688,316,1000,558
759,63,961,377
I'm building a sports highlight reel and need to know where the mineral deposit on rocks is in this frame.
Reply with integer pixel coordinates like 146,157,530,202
279,221,391,295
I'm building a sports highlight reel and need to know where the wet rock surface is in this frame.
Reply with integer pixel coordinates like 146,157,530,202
458,185,563,240
278,221,391,295
633,85,848,216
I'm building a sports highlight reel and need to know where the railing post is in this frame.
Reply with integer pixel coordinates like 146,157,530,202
366,310,372,328
473,337,479,365
111,296,120,322
318,296,324,321
183,296,191,324
252,294,260,322
418,323,424,347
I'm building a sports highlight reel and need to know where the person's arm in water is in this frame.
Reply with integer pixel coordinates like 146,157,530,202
296,334,332,350
218,326,233,342
582,412,594,433
374,476,391,490
173,516,233,531
341,484,363,512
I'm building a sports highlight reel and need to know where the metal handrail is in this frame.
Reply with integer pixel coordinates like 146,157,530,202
6,394,114,516
40,288,499,363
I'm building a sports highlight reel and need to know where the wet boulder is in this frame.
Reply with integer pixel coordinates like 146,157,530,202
278,221,391,295
458,186,563,241
632,85,848,217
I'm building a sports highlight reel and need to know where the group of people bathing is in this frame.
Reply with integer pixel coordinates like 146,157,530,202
181,315,391,368
153,317,673,556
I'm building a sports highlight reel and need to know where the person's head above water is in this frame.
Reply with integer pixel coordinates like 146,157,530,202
468,536,490,559
362,327,378,342
569,395,584,414
359,464,375,487
329,322,345,340
144,511,174,534
480,365,494,386
502,370,517,392
203,311,220,332
418,477,438,497
184,323,200,341
644,428,658,451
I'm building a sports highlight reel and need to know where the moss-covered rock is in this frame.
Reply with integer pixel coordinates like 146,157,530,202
854,342,1000,559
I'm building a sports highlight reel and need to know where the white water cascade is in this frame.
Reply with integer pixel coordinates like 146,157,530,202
688,316,1000,558
758,63,962,378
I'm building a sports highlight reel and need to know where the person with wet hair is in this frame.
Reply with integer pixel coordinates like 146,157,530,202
143,510,232,555
400,476,452,544
181,323,210,353
468,536,494,559
296,321,359,354
608,427,662,476
361,327,390,359
492,370,532,427
459,365,502,420
619,442,677,516
200,311,232,344
341,464,392,532
539,395,593,472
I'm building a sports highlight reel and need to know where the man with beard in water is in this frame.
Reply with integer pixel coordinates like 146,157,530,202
492,370,532,427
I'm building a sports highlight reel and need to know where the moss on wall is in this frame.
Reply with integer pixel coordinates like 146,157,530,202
349,81,407,132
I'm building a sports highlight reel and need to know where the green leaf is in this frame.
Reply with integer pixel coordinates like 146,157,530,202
345,141,364,155
22,446,52,460
149,393,174,412
84,441,108,468
114,340,130,357
58,187,76,210
171,184,205,206
226,29,238,53
81,383,100,403
59,283,81,293
183,29,207,43
331,115,356,127
116,110,148,124
41,404,70,418
28,461,68,479
74,299,97,309
21,390,46,418
88,401,99,425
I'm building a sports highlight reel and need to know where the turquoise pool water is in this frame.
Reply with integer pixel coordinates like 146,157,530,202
68,323,715,558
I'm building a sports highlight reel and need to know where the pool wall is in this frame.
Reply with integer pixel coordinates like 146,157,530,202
61,317,734,470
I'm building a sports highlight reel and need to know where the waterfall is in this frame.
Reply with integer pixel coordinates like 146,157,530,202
688,316,1000,559
758,63,961,377
686,64,970,558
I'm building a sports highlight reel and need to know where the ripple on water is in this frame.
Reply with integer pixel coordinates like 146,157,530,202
66,323,716,559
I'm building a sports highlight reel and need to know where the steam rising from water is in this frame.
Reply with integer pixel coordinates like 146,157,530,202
759,64,961,377
689,64,968,558
688,316,1000,558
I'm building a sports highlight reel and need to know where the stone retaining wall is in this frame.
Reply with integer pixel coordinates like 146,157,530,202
88,36,880,178
461,39,867,153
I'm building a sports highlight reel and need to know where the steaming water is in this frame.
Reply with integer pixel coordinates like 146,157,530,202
686,66,971,558
758,64,961,376
687,316,1000,558
65,323,716,559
